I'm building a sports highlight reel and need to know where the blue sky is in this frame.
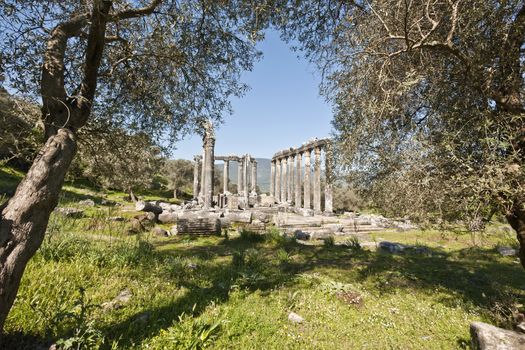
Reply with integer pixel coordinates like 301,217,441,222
171,29,334,160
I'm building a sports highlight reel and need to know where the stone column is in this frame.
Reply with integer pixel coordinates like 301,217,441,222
223,159,229,194
237,158,243,194
303,149,311,209
199,149,206,202
295,152,302,208
287,155,294,203
281,157,288,203
275,159,281,203
270,160,275,199
251,160,257,193
243,155,250,204
203,135,215,209
313,146,322,212
325,143,333,214
193,155,200,199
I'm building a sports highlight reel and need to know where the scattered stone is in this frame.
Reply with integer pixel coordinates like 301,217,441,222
288,312,304,324
102,289,132,311
470,321,525,350
253,211,270,223
294,230,311,241
324,224,344,233
225,211,252,224
177,213,221,235
108,216,125,222
407,246,432,255
127,218,145,234
497,246,518,257
101,199,117,206
135,200,163,215
159,202,172,211
170,204,182,211
54,207,84,218
158,211,178,224
170,225,178,236
379,241,407,253
516,322,525,334
135,311,151,324
298,208,315,217
134,213,156,228
187,262,198,270
152,227,169,237
78,199,95,207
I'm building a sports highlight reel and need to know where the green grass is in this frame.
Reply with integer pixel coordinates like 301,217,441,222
2,164,525,349
3,212,524,349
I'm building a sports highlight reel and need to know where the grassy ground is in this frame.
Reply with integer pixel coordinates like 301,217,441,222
1,166,525,349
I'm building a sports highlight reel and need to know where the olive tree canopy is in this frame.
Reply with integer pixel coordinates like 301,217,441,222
280,1,525,265
0,0,272,334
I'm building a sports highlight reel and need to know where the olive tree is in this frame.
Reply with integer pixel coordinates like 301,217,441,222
281,1,525,265
0,0,267,334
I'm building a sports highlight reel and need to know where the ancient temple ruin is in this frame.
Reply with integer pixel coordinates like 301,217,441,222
192,120,259,209
271,138,333,214
193,154,258,209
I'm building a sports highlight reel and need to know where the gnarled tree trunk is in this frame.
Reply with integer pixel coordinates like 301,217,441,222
0,128,77,332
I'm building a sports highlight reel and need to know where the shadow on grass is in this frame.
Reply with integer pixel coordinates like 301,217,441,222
0,332,52,350
97,236,525,348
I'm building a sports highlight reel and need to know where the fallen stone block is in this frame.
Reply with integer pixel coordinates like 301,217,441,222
177,214,221,235
379,241,407,253
54,207,84,218
78,199,95,207
158,211,178,224
152,226,169,237
497,246,518,257
470,321,525,350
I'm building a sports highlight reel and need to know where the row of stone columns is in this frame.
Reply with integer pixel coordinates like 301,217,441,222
194,155,258,204
271,139,333,213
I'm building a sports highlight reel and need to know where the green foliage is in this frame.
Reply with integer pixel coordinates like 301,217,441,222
239,229,265,243
323,236,335,247
164,159,195,198
150,312,222,350
281,1,525,227
54,288,105,350
0,88,41,168
71,127,164,194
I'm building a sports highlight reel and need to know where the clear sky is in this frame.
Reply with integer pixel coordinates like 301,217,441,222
170,29,334,160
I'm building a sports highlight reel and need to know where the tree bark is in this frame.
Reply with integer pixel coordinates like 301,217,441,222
506,203,525,269
0,128,77,335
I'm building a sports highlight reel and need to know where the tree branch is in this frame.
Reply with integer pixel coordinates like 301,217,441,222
76,0,112,125
110,0,162,21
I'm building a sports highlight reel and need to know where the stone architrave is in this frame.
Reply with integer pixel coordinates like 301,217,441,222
270,160,275,199
251,160,257,193
202,120,215,208
237,158,243,194
295,152,302,208
275,159,281,203
303,149,311,209
324,143,334,213
223,159,229,194
281,157,288,203
313,146,322,212
193,155,200,199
